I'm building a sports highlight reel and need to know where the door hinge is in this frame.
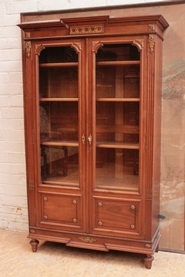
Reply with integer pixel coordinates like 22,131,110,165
34,208,37,224
146,188,152,200
28,179,34,190
145,132,147,150
32,129,35,144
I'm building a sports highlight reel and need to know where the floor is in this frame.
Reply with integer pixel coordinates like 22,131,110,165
0,229,185,277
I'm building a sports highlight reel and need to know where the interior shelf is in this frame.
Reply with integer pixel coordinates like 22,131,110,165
40,98,78,102
96,61,140,66
40,62,78,67
40,140,138,149
96,98,140,102
96,141,139,149
41,140,79,147
42,180,79,187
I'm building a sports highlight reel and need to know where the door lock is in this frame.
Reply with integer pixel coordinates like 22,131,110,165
88,134,92,145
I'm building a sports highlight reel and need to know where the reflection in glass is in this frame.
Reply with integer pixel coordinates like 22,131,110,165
41,145,79,187
39,46,79,187
95,43,140,191
40,67,78,99
96,44,140,61
96,65,140,99
96,148,139,190
40,102,78,142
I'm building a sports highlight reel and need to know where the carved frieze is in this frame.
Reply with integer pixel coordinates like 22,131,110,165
70,25,104,35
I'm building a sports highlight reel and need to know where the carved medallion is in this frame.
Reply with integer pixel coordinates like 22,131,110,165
25,32,31,38
149,24,155,31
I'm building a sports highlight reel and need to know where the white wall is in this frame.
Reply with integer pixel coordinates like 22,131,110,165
0,0,169,231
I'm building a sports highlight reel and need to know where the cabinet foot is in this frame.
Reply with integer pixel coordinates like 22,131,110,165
30,239,39,252
144,254,154,269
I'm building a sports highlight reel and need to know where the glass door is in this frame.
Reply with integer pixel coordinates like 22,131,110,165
95,43,140,191
38,45,81,188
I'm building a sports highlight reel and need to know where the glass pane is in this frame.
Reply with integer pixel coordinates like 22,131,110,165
40,102,78,142
96,101,139,190
96,148,139,191
39,46,78,99
39,46,79,187
96,65,140,99
96,44,140,61
40,67,78,98
41,145,79,187
96,102,139,145
95,43,140,191
39,46,78,63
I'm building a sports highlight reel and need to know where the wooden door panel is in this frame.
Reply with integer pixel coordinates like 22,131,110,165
92,197,142,237
38,192,83,230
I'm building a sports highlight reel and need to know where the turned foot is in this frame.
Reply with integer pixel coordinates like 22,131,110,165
144,254,154,269
30,239,39,252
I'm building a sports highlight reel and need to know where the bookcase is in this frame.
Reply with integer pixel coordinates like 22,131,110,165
19,14,168,269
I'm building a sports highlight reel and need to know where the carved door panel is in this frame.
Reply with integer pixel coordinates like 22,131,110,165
38,192,83,230
92,197,142,238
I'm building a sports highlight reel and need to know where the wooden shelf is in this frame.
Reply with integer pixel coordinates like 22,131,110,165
41,140,79,147
40,98,78,102
96,141,139,149
40,62,78,68
96,61,140,66
41,140,138,149
42,180,79,187
96,98,140,102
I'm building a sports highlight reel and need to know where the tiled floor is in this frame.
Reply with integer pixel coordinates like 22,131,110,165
0,229,185,277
